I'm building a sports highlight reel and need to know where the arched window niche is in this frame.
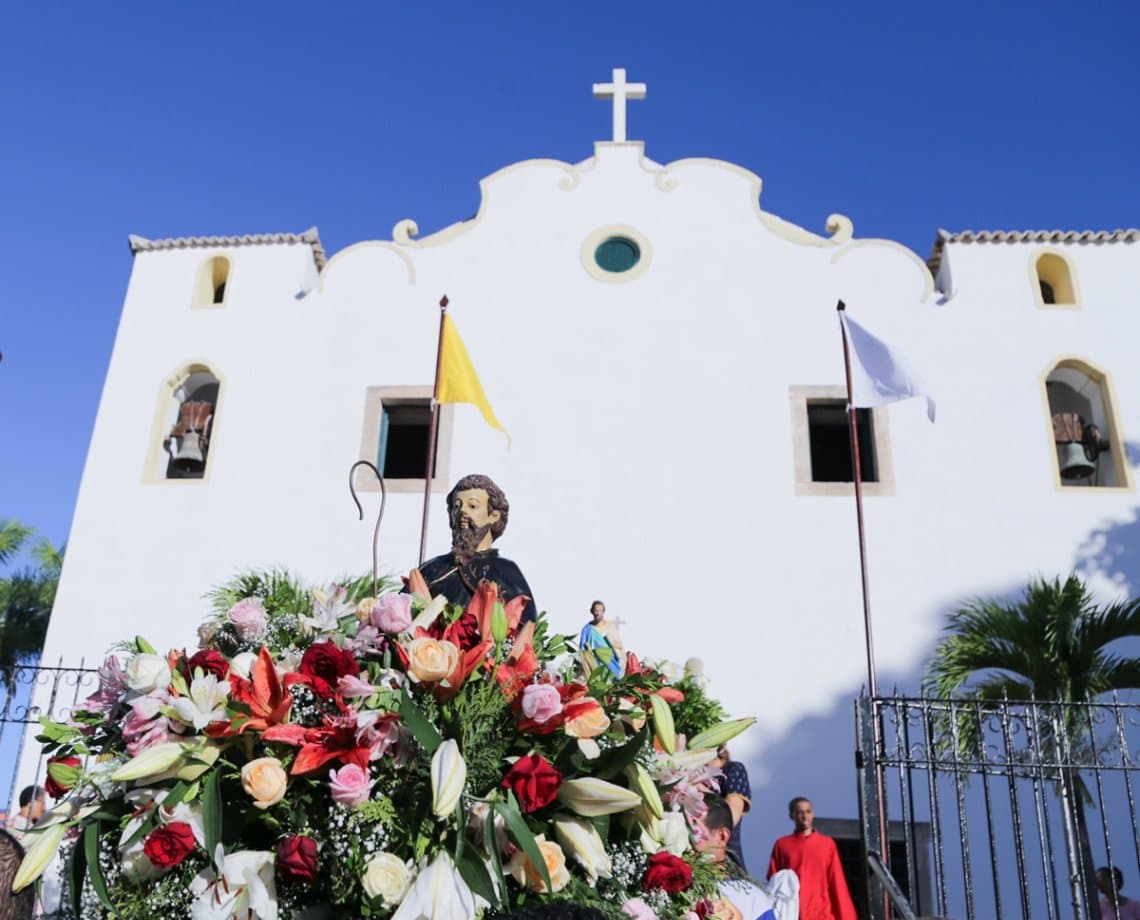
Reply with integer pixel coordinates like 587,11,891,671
1034,252,1077,307
194,256,231,307
1044,359,1129,489
146,363,222,482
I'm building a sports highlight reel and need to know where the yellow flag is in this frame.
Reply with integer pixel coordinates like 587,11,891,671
438,314,509,442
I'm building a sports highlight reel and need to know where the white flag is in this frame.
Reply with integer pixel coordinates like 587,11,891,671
840,312,935,422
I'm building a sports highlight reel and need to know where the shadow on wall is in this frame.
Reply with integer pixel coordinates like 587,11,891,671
735,659,931,875
1074,441,1140,594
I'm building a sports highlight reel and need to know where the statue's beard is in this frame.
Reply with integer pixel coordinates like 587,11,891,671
450,517,492,566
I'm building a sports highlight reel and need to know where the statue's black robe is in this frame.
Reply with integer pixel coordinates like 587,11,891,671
415,549,538,623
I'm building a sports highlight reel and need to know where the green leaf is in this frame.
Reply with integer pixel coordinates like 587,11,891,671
454,837,498,909
69,825,88,918
483,804,505,902
84,822,115,914
169,667,189,698
203,765,223,855
592,725,648,780
399,688,443,754
497,795,552,894
135,636,157,655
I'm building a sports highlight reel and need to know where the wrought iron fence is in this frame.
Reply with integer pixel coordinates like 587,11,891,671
856,693,1140,920
0,662,98,815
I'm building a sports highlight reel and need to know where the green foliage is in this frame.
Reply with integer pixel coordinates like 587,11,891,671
924,574,1140,703
670,674,729,739
0,519,64,690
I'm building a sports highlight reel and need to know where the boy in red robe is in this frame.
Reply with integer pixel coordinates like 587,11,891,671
767,796,857,920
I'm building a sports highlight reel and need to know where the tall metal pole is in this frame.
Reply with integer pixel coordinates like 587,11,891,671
418,296,449,566
838,299,891,917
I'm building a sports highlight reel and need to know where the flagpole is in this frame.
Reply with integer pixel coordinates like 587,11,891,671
419,295,449,566
838,299,890,915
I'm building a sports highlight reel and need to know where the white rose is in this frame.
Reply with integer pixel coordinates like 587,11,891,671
361,852,411,906
125,653,171,693
229,652,257,679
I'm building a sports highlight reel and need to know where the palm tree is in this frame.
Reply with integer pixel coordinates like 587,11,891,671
923,574,1140,916
0,519,64,692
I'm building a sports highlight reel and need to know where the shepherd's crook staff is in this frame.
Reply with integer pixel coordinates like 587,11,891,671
837,299,890,904
419,295,449,566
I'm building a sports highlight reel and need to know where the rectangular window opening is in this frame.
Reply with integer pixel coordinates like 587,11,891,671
807,402,878,483
378,402,436,479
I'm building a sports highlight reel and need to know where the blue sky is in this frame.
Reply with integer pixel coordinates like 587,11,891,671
1,1,1137,559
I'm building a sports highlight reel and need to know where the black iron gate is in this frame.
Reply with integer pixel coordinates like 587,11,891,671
856,693,1140,920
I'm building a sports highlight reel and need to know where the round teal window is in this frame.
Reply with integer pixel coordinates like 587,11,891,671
594,236,641,273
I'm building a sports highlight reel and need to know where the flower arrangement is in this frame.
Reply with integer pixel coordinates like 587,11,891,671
17,569,755,919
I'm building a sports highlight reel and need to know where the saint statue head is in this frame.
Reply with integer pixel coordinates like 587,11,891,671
446,474,509,565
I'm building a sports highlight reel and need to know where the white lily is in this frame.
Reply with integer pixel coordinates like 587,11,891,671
430,739,467,818
626,763,664,819
190,845,277,920
410,594,448,631
391,851,476,920
12,822,68,891
553,813,612,884
639,810,689,856
168,674,230,731
111,741,188,782
557,777,642,817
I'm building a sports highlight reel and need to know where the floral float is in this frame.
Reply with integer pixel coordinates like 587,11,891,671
17,569,754,919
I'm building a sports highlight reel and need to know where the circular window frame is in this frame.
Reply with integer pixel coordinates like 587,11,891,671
581,224,652,283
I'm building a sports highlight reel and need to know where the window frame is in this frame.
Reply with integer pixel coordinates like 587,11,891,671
356,385,453,494
1041,358,1132,492
1032,250,1079,310
789,385,895,496
192,256,232,308
143,361,224,485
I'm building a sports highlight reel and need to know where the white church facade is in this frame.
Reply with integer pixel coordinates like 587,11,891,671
35,70,1140,865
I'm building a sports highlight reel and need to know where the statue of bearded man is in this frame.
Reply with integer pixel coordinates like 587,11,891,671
416,474,537,623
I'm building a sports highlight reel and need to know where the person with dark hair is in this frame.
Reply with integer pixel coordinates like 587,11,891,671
490,905,607,919
416,474,537,622
1098,866,1140,919
767,796,856,920
6,787,44,846
712,744,751,870
701,795,799,919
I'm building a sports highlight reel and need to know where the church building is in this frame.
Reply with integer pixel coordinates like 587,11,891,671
35,68,1140,868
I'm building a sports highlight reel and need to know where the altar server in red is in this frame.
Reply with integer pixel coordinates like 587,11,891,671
767,796,857,920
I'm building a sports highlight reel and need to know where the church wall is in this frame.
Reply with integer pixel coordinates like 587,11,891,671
34,144,1140,868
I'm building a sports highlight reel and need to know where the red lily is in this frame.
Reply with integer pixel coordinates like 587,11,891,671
209,647,292,738
263,715,371,775
495,621,539,700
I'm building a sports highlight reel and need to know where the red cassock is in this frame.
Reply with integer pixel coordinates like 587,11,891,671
767,832,857,920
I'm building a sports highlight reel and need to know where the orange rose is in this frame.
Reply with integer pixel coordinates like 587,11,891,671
564,701,611,739
406,638,460,683
507,835,570,893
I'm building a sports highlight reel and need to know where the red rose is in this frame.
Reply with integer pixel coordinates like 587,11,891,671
643,851,693,893
44,756,82,799
501,753,563,813
276,834,319,884
143,822,197,869
185,649,230,681
297,641,359,698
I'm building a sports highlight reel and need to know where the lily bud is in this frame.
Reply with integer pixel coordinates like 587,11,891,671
430,739,467,818
688,717,757,752
177,743,221,782
391,850,476,920
553,813,612,884
110,741,187,782
625,764,664,820
647,692,676,754
490,602,508,644
557,777,642,817
12,822,68,891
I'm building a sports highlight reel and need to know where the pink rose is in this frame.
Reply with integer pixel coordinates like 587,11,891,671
227,598,268,641
520,684,562,724
370,595,413,634
329,763,372,806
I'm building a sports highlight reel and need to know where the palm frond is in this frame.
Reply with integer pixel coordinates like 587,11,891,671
0,520,33,568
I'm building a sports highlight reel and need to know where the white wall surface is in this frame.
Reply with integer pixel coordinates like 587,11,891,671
36,142,1140,867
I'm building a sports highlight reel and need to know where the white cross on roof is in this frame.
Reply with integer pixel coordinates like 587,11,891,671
592,67,647,143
